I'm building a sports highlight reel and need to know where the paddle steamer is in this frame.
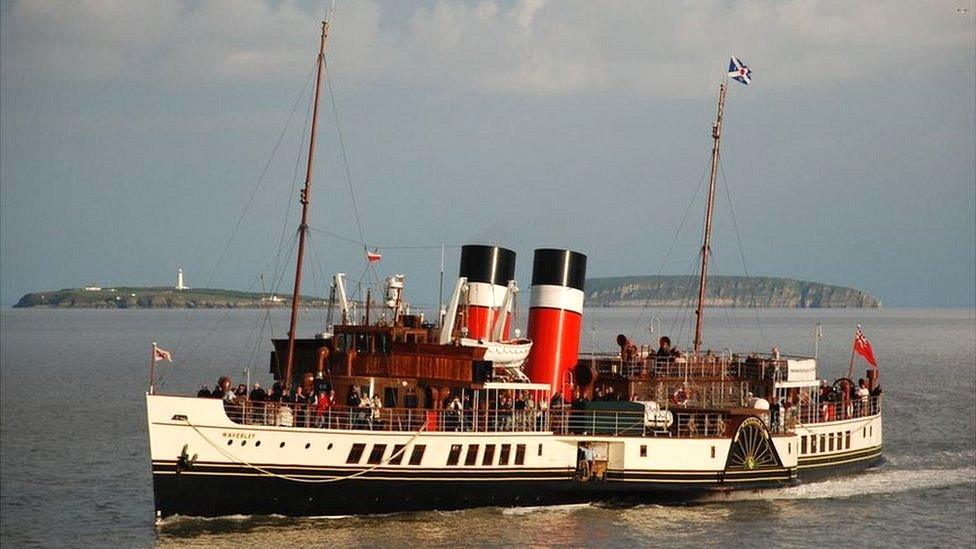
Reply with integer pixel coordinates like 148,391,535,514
146,15,883,520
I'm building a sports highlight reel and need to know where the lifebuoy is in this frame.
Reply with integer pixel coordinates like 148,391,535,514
670,388,689,407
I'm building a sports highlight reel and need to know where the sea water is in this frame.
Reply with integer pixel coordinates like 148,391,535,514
1,307,973,547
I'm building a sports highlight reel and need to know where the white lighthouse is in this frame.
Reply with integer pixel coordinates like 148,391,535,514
175,267,188,291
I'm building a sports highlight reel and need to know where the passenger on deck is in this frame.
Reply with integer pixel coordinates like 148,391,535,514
313,388,331,428
617,334,639,363
448,395,462,431
270,382,284,402
196,385,211,398
603,386,616,401
551,392,565,408
657,336,679,358
371,394,383,428
294,385,309,427
249,383,267,401
347,386,362,407
857,379,870,415
248,383,267,423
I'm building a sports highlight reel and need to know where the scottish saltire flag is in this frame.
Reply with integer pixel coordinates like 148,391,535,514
728,56,752,85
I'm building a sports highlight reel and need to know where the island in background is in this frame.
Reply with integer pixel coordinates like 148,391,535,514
15,275,880,309
585,275,881,308
13,286,330,309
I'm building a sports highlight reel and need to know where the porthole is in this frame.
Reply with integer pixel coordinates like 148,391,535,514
255,441,261,447
227,439,233,446
327,443,334,450
241,440,247,446
305,443,311,449
279,442,286,448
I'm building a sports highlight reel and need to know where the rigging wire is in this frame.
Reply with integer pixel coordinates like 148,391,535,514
718,160,767,343
173,61,317,357
631,161,711,338
324,67,371,271
270,62,318,301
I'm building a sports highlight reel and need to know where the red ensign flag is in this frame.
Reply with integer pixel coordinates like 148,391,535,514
853,326,877,367
366,250,382,263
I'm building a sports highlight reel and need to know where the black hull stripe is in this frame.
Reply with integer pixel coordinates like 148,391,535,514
152,463,793,484
152,476,792,519
798,445,883,468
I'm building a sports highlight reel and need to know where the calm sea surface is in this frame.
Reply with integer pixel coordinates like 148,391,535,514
1,307,974,548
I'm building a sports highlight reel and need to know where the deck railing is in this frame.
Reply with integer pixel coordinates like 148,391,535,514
219,399,737,439
592,353,791,381
224,401,553,433
795,394,882,425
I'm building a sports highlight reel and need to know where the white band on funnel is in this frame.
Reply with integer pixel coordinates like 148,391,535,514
529,285,585,314
468,281,509,308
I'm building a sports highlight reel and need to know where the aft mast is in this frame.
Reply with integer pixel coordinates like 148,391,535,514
693,81,727,355
284,12,332,389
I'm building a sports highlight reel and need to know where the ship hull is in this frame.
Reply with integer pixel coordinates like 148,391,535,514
796,444,885,481
147,395,881,520
151,465,795,518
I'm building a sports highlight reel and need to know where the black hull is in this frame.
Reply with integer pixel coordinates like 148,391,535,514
796,444,884,482
152,464,797,518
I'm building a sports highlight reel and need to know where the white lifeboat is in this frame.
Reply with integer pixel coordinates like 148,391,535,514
459,338,533,368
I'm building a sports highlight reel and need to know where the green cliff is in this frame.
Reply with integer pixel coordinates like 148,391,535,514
13,287,328,309
585,275,880,308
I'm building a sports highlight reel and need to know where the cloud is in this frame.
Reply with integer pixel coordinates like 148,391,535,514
1,0,973,96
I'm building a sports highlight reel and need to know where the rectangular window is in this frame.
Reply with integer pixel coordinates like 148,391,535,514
788,442,792,455
801,436,807,455
845,431,851,449
514,444,526,465
811,435,817,453
869,426,873,437
499,444,511,465
367,444,386,465
863,427,867,438
409,445,426,466
819,434,826,453
828,434,834,452
447,444,463,466
710,446,715,459
640,445,647,458
389,444,406,465
464,444,479,466
482,444,496,466
538,443,543,457
346,443,366,464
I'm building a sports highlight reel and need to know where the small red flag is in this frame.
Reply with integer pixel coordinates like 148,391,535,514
853,326,877,367
366,249,382,263
153,344,173,362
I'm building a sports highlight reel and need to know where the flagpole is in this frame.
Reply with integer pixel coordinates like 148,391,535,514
438,244,445,327
693,77,728,355
149,342,157,395
846,326,857,380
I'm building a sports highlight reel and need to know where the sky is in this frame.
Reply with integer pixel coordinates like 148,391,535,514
1,0,974,308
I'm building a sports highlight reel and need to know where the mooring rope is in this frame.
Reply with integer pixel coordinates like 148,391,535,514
180,417,427,483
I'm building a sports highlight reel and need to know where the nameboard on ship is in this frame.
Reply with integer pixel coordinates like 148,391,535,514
786,359,817,382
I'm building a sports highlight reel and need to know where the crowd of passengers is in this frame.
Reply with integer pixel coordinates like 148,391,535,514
196,375,565,431
815,378,883,420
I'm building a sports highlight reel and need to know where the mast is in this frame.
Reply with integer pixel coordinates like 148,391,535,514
284,17,331,389
693,81,727,355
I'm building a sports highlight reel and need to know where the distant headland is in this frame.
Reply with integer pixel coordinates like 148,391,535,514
13,287,328,309
14,275,881,309
585,275,881,308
